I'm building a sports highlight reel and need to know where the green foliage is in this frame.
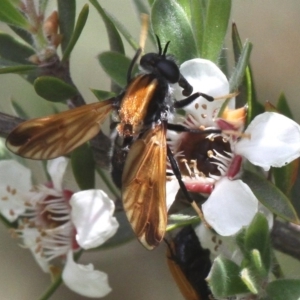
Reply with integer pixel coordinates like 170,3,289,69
266,279,300,300
151,0,197,64
98,51,137,87
0,0,30,29
71,143,96,190
57,0,76,53
209,257,249,297
242,170,299,224
201,0,231,62
34,76,78,102
231,23,264,123
61,4,89,62
90,0,125,54
0,33,34,64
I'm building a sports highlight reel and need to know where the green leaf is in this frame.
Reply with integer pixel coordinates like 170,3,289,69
151,0,197,64
90,0,124,54
132,0,151,16
57,0,76,53
9,25,33,45
105,12,140,51
244,213,271,272
98,51,136,88
61,4,89,62
71,143,95,190
240,268,259,294
208,256,249,297
11,98,29,119
241,170,299,224
231,23,264,123
0,65,36,74
0,0,30,29
90,89,116,101
167,214,200,231
34,76,78,102
0,33,35,64
201,0,231,62
266,279,300,300
229,41,252,92
273,159,300,197
190,0,205,53
276,92,293,119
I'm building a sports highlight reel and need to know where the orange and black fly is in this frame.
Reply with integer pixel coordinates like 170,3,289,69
6,36,222,250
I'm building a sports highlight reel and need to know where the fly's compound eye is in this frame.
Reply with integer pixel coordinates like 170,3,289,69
156,59,180,84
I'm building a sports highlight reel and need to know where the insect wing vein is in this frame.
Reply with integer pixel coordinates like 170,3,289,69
6,99,114,159
122,123,167,249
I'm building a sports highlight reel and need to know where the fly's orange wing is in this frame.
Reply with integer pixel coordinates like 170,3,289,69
6,99,114,159
121,122,167,250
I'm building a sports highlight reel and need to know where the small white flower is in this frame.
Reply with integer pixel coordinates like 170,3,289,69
168,58,299,236
0,158,118,297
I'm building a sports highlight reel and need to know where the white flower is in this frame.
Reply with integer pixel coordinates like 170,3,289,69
168,58,300,236
0,158,118,298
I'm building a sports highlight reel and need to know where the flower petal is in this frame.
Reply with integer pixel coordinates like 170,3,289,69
172,58,235,126
195,223,243,264
47,157,68,191
62,251,111,298
202,178,258,236
235,112,300,171
70,190,119,249
0,160,31,221
166,179,180,210
22,227,50,272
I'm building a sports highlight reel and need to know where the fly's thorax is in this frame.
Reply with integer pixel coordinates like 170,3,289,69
117,74,158,137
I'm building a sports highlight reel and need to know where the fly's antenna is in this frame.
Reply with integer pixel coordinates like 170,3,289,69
162,41,170,57
156,34,162,55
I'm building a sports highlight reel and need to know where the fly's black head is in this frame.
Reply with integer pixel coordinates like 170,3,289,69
140,35,193,96
140,35,180,84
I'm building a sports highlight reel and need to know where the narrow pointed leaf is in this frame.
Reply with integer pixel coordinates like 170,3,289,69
57,0,76,53
9,25,33,45
61,4,89,62
208,256,249,297
98,51,136,88
276,93,293,119
0,65,36,74
105,12,139,51
266,279,300,300
231,23,264,123
201,0,231,62
242,170,299,224
0,0,31,29
229,41,252,92
34,76,78,102
71,143,95,190
273,159,300,197
151,0,197,64
11,98,29,119
90,0,124,54
0,33,35,64
190,0,205,53
244,214,271,272
90,89,116,101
